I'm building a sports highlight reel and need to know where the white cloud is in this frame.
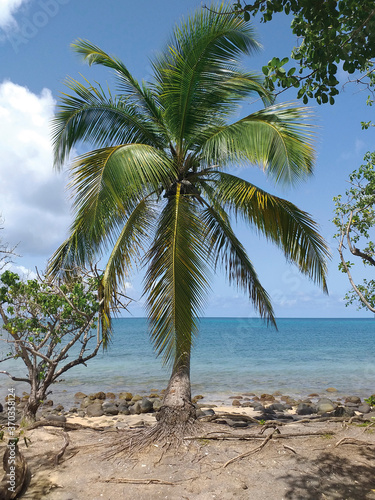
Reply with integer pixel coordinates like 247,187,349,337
0,80,70,257
0,0,29,31
2,263,37,280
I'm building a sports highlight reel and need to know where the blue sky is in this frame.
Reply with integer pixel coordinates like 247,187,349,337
0,0,373,318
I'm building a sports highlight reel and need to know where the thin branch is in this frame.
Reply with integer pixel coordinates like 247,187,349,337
338,217,375,313
0,370,30,383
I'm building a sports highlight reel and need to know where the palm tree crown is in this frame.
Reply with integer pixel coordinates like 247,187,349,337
50,6,329,372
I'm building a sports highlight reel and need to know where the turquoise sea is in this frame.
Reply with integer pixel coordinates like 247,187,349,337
1,318,374,406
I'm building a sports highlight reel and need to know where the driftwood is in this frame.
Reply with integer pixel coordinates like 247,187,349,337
0,441,28,499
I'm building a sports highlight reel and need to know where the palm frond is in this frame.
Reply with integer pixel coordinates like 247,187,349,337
153,4,261,149
201,103,315,185
206,172,330,292
52,77,166,168
72,39,165,127
144,185,210,365
200,196,276,326
100,197,156,327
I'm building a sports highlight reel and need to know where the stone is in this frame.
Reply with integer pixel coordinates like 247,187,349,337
102,401,119,415
316,398,336,413
86,403,104,417
152,399,162,411
55,404,64,412
229,396,243,399
43,400,53,407
203,409,215,416
308,393,320,398
231,399,241,407
106,392,116,399
0,403,3,413
272,391,283,396
326,387,338,393
140,398,154,413
252,405,265,412
45,414,66,423
74,392,87,400
224,419,249,428
263,407,276,415
297,403,317,415
117,401,129,412
102,404,119,416
358,403,371,414
119,392,133,401
89,392,106,400
80,397,92,409
132,401,142,415
242,392,256,397
260,394,275,402
345,396,361,404
344,402,359,407
193,394,204,400
333,406,355,418
148,393,159,398
280,395,291,402
130,395,143,403
268,403,288,412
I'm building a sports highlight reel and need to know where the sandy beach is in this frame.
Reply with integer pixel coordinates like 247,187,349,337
2,395,375,499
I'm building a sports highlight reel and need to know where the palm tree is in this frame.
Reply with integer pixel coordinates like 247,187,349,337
49,6,329,436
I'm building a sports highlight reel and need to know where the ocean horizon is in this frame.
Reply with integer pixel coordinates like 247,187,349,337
1,317,374,407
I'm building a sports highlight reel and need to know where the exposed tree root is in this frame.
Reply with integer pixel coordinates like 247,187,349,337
185,430,335,441
26,420,106,431
100,478,176,485
201,413,259,424
283,445,297,454
335,437,375,448
45,430,70,466
105,405,202,459
223,429,280,468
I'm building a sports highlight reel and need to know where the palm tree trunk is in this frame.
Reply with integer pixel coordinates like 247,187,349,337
156,350,196,430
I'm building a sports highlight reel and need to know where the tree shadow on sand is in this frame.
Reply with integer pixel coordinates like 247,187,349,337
280,447,375,500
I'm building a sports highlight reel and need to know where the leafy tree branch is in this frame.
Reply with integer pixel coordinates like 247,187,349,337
205,1,375,104
333,151,375,312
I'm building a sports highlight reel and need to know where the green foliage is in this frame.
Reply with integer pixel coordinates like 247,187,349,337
364,395,375,406
0,269,106,419
49,5,329,371
231,0,375,103
333,152,375,311
0,270,100,347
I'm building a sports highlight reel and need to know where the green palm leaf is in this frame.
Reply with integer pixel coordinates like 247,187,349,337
52,78,166,168
72,39,164,126
200,199,276,325
201,103,315,185
153,5,261,149
208,172,330,291
144,185,210,366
